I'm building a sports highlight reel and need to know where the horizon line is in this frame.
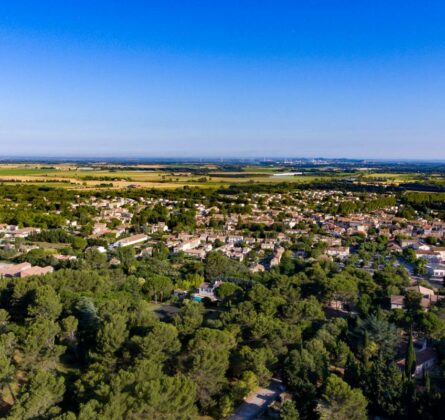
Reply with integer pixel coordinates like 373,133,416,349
1,155,445,164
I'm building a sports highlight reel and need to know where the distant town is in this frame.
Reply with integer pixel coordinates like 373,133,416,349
0,160,444,418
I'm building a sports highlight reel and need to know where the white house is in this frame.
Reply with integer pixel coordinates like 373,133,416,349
326,246,350,259
111,234,148,249
427,263,445,278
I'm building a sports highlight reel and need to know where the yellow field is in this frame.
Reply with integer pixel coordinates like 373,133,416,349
0,164,333,189
0,164,435,190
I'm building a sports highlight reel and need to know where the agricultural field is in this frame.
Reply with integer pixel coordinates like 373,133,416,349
0,163,441,190
0,164,333,189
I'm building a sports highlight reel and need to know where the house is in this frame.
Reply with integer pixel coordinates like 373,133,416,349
390,295,405,309
0,262,32,277
433,246,445,261
111,234,148,249
148,222,169,233
406,285,441,310
192,280,224,301
261,242,275,250
326,246,350,259
109,257,121,266
173,238,201,253
226,235,244,245
250,263,266,273
137,247,153,258
173,289,188,300
19,266,54,278
183,248,206,259
5,227,41,239
198,282,215,295
427,263,445,278
391,285,442,311
270,247,285,267
415,250,441,264
387,242,402,252
92,223,110,236
0,262,53,278
319,237,342,247
399,239,421,249
53,254,77,262
397,348,438,378
406,285,436,298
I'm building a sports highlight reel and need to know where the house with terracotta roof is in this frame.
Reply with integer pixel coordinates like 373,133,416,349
0,262,53,278
390,295,405,309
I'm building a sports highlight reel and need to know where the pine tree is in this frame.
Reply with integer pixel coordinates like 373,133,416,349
423,369,431,393
344,352,361,387
362,330,370,366
317,374,367,420
405,332,416,378
280,400,300,419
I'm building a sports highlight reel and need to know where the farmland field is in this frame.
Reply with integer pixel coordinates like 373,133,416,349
0,163,439,190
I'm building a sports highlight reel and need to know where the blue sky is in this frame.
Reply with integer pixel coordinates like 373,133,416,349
0,1,444,159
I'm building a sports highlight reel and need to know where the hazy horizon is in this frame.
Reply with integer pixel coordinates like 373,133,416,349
2,154,445,164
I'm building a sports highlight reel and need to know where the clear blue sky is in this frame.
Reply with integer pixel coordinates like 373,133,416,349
0,1,444,159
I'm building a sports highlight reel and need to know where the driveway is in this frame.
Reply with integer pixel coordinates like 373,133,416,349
229,379,284,420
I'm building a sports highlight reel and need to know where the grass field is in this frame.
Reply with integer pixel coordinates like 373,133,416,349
0,164,435,190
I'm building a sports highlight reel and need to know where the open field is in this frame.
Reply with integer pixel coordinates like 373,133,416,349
0,163,443,190
0,164,333,189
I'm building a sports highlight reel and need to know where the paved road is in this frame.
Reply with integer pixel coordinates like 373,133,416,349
397,257,444,289
228,379,283,420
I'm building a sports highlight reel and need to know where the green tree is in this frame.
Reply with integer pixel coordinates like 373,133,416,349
116,246,136,273
143,275,173,303
95,313,128,358
216,282,242,305
74,296,100,354
238,346,276,385
71,235,87,251
22,318,63,366
132,322,180,362
329,272,358,308
405,332,416,378
404,290,422,316
78,357,198,419
27,285,62,321
0,309,10,333
205,251,247,280
186,328,236,410
0,333,17,404
353,314,400,360
218,394,234,418
127,300,158,335
233,370,259,400
60,315,79,359
174,301,203,336
284,343,328,415
317,374,367,420
84,248,108,269
9,370,65,419
280,400,300,420
363,355,404,417
418,311,445,339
